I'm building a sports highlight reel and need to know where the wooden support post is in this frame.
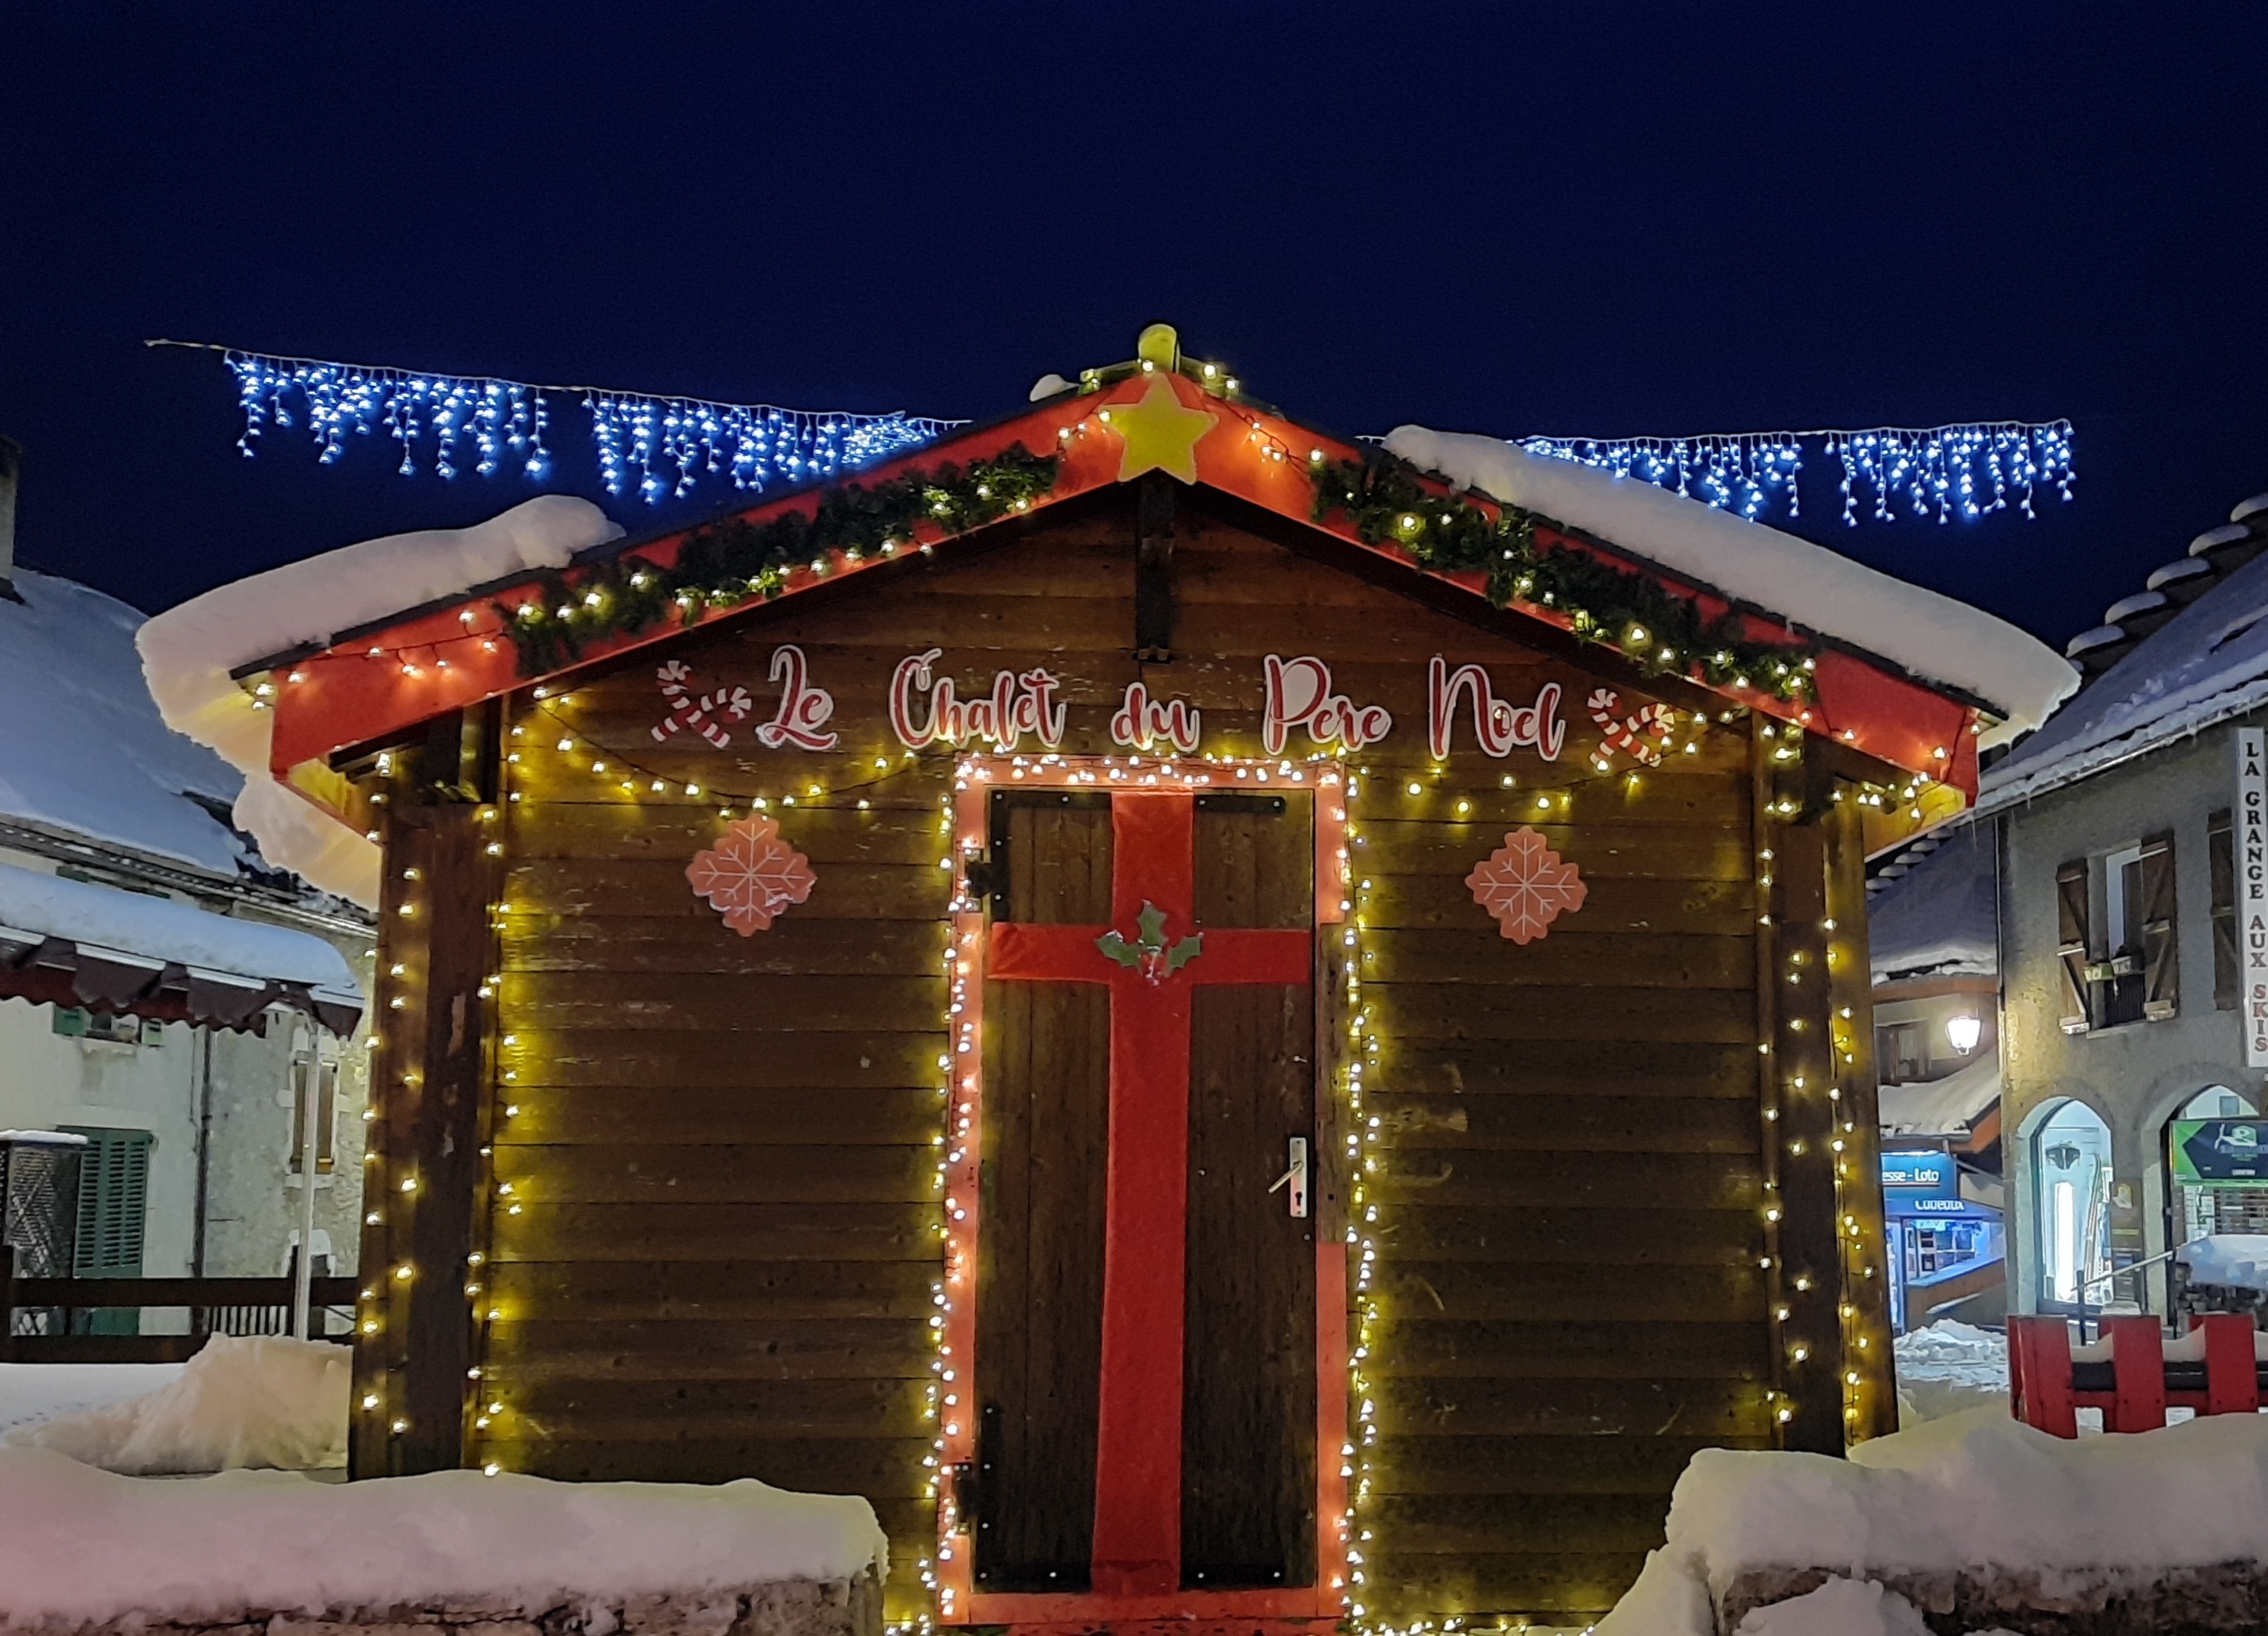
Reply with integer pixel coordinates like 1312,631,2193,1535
350,791,501,1479
1824,793,1897,1443
1757,720,1840,1455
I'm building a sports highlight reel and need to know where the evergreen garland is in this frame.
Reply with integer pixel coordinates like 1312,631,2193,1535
1311,451,1814,700
500,444,1060,674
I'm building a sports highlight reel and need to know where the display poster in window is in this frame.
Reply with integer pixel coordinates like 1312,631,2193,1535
2238,728,2268,1066
2170,1118,2268,1185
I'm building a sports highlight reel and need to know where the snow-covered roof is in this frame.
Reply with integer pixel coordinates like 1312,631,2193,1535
0,858,362,1032
1867,826,1996,982
1383,430,2079,745
1980,493,2268,810
137,496,623,904
1878,1053,2000,1140
0,569,245,874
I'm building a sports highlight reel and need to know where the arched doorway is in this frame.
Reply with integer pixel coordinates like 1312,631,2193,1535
2165,1085,2266,1246
2031,1098,2113,1314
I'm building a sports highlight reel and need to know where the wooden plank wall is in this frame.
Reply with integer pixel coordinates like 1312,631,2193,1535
432,487,1889,1628
1334,658,1774,1626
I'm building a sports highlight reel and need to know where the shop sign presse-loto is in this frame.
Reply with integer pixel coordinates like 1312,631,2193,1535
2240,728,2268,1066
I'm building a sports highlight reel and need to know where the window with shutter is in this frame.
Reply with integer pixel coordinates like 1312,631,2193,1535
2056,859,2092,1033
2139,833,2179,1020
58,1127,151,1278
2212,809,2238,1011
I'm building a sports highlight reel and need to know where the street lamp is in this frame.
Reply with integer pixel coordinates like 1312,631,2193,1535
1946,1013,1982,1055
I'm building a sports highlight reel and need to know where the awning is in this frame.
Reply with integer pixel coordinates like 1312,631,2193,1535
0,861,363,1035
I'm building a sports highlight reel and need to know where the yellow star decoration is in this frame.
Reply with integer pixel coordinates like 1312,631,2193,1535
1107,376,1218,484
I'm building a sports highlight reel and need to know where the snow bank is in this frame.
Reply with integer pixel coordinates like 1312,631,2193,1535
1381,430,2077,744
1731,1576,1934,1636
1893,1320,2009,1426
0,569,245,874
0,1446,885,1624
137,496,622,907
2179,1233,2268,1290
3,1335,348,1474
0,1362,183,1439
1598,1408,2268,1635
0,858,358,996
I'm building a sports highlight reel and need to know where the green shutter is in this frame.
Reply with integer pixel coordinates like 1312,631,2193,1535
60,1127,152,1278
51,1007,89,1037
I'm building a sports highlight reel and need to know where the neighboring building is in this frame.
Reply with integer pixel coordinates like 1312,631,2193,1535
0,434,371,1309
1864,825,2005,1331
1976,486,2268,1319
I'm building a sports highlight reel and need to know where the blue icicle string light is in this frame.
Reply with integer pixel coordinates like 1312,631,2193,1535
583,392,952,503
1520,421,2075,525
197,344,2075,525
1517,434,1806,521
228,355,552,480
218,351,960,501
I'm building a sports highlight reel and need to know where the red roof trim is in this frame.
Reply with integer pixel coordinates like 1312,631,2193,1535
263,372,1979,795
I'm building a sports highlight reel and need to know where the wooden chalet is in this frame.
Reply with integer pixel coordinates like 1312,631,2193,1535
228,327,2000,1630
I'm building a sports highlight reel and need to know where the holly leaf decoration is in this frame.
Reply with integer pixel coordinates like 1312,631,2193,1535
1136,902,1168,950
1165,933,1204,973
1095,930,1142,969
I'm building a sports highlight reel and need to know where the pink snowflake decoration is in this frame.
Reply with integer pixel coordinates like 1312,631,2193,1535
686,815,817,936
1466,827,1587,945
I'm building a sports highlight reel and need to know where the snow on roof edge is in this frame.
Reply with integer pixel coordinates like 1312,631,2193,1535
1383,429,2077,744
0,858,359,1000
139,497,624,909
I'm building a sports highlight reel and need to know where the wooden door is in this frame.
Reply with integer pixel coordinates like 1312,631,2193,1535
973,787,1318,1599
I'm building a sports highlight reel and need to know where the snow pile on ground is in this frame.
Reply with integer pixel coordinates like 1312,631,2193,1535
1895,1320,2009,1426
2180,1234,2268,1289
1382,429,2076,744
0,567,247,874
2,1335,349,1473
1731,1575,1937,1635
0,1361,184,1439
1597,1408,2268,1636
0,1447,886,1623
137,495,622,907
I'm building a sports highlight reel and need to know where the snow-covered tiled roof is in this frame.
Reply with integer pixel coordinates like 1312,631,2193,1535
1878,1053,1999,1140
0,569,245,875
1868,824,1996,982
1980,493,2268,810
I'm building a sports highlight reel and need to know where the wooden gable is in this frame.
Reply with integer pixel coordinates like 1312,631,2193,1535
346,463,1901,1630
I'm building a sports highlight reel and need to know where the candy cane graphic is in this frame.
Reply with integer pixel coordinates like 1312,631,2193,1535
651,660,753,749
1586,687,1674,766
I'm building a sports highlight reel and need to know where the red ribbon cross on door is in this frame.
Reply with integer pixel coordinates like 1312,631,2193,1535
985,791,1312,1597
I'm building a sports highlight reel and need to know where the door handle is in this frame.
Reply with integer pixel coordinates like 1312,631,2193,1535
1267,1136,1310,1219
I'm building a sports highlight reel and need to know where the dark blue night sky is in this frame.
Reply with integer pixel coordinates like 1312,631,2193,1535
3,4,2262,650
